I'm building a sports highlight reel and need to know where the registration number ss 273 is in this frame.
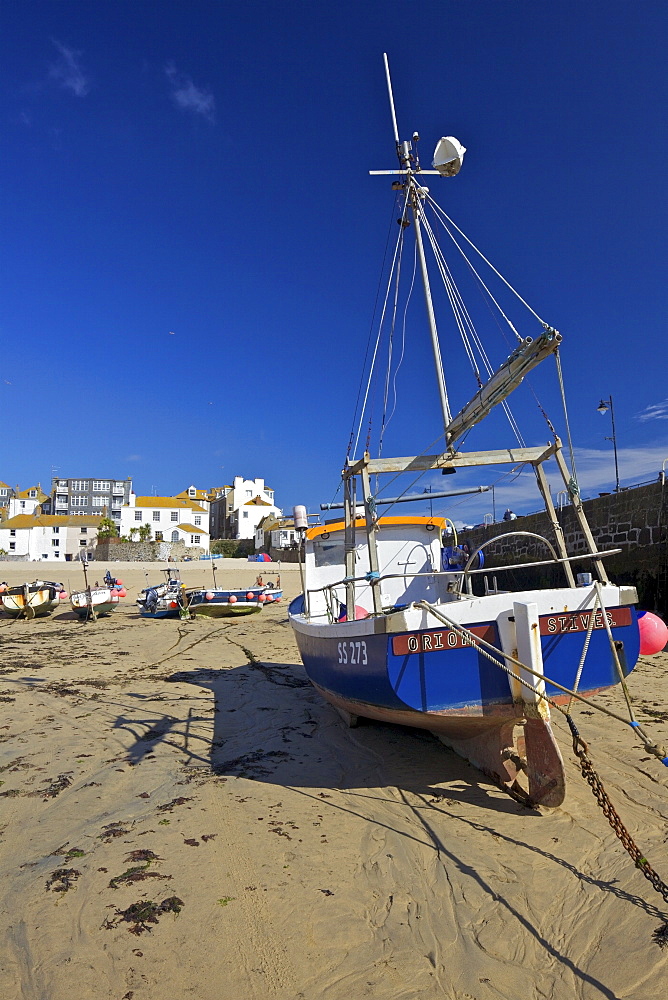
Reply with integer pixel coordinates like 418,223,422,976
337,641,368,665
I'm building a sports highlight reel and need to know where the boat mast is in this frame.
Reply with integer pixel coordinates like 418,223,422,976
384,54,452,435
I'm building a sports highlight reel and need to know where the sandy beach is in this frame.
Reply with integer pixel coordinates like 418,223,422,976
1,559,667,999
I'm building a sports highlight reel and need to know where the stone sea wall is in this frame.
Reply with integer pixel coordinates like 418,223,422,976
458,480,668,614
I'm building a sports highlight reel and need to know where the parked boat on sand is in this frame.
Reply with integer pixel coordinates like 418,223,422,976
289,56,666,808
0,580,67,618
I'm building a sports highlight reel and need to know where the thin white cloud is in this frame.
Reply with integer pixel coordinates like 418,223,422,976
165,63,215,122
49,40,90,97
637,399,668,423
126,454,142,463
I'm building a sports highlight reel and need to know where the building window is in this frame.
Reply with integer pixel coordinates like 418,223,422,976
79,540,87,546
10,529,15,536
29,490,37,498
80,527,87,535
71,480,88,491
242,510,249,518
135,511,142,521
194,515,201,526
171,530,179,542
155,531,163,541
171,512,178,522
52,526,59,533
190,535,201,544
71,496,88,507
9,542,15,550
152,511,160,521
0,488,7,496
20,501,25,509
52,539,59,547
93,481,110,491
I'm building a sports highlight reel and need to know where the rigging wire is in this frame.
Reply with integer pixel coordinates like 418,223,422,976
352,186,410,460
379,237,417,454
422,192,548,327
345,196,404,463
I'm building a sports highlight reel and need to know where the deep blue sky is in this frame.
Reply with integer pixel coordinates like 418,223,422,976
2,1,667,524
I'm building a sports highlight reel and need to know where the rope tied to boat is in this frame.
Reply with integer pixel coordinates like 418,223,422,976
416,598,668,912
566,715,668,909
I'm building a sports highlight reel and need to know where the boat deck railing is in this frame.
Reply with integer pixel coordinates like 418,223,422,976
302,546,622,621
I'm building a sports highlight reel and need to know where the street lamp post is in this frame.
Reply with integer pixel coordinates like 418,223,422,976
597,396,620,492
423,485,433,517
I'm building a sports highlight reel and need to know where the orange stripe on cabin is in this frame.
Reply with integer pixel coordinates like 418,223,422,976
307,515,446,540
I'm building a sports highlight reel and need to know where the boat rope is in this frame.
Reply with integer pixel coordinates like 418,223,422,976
347,196,406,463
414,600,668,762
422,191,547,327
414,599,668,906
419,204,527,449
554,347,580,496
566,588,600,712
566,714,668,910
352,187,410,461
379,234,415,457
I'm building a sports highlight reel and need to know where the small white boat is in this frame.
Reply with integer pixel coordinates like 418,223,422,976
70,586,120,620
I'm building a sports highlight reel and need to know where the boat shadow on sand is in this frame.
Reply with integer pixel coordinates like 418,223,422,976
111,659,667,986
159,660,527,810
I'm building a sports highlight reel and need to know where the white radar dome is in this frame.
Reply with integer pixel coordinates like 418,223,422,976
432,136,466,176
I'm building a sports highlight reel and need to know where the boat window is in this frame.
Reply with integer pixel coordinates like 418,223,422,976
313,537,345,568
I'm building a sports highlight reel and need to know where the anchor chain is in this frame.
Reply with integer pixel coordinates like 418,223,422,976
566,715,668,907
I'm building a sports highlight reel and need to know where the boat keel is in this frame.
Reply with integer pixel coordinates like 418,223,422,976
436,715,565,808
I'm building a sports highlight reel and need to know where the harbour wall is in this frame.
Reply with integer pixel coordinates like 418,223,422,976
458,479,668,615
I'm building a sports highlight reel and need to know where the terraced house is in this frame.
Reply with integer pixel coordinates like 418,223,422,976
118,494,210,553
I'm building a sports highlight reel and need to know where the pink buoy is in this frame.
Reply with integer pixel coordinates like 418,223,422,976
258,593,266,603
264,594,273,602
118,587,127,598
228,594,237,603
246,592,255,600
116,579,123,586
338,605,370,622
110,589,119,597
638,611,668,655
205,591,215,601
59,591,68,599
170,601,178,609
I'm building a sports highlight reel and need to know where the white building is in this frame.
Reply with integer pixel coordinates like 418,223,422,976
119,495,210,553
8,485,49,518
219,476,282,540
0,514,100,561
254,515,299,552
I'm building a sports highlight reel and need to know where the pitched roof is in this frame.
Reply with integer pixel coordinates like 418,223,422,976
0,514,101,529
244,496,273,506
176,523,209,535
133,497,207,513
16,485,48,500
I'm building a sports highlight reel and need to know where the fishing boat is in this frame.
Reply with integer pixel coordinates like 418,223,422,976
70,564,123,621
288,56,658,808
0,580,67,618
137,570,188,619
186,562,269,618
187,585,268,617
70,586,121,620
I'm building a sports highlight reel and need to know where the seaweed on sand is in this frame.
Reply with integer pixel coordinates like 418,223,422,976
46,868,81,892
103,896,184,935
